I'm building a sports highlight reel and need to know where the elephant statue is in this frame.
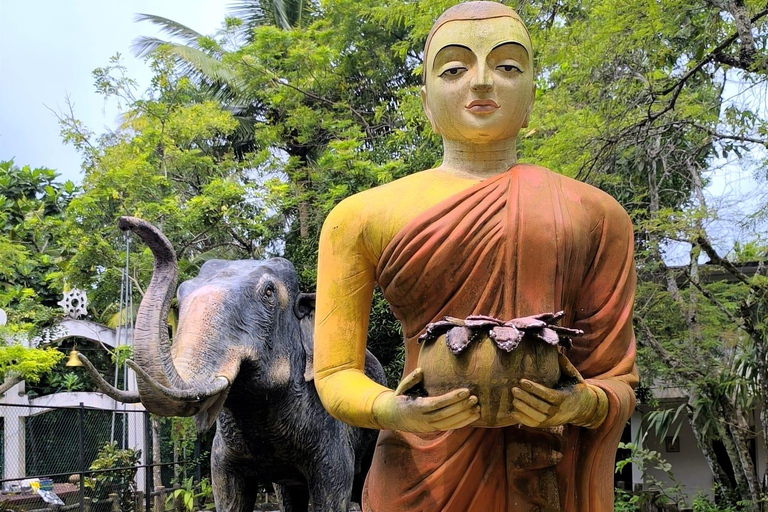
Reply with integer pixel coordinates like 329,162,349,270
81,217,386,512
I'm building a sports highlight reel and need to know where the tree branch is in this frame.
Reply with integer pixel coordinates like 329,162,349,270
657,7,768,98
635,314,698,380
685,272,746,330
696,235,752,286
0,375,23,395
239,58,373,132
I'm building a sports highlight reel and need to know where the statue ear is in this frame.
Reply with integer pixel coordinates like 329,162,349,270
522,83,536,128
420,86,440,135
294,293,316,382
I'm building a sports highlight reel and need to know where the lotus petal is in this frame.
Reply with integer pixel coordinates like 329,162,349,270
445,327,473,355
489,326,524,352
531,327,560,345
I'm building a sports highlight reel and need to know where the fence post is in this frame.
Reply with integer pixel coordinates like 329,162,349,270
155,485,166,512
172,484,184,512
135,490,144,512
145,410,151,512
109,492,120,512
83,496,91,512
79,402,85,512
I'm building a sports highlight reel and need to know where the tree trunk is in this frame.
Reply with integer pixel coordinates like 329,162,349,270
687,396,731,491
725,400,760,509
716,414,750,495
152,417,163,511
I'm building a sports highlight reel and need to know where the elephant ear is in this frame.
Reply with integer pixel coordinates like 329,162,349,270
294,293,316,382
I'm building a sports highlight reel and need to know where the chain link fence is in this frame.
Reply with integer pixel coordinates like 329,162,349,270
0,403,199,512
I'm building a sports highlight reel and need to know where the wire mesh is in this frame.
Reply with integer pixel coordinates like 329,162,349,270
0,403,195,512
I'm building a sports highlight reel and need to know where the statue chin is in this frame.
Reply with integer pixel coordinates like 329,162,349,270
417,334,561,428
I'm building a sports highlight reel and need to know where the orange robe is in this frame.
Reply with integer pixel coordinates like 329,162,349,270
363,164,638,512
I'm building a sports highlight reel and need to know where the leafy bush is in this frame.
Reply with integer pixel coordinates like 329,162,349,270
85,442,141,512
168,476,214,511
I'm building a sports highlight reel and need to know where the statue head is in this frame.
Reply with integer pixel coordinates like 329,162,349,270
421,1,535,144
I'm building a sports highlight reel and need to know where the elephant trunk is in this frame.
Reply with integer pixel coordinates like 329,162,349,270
119,217,227,417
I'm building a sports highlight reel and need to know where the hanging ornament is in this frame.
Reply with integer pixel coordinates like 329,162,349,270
58,289,88,319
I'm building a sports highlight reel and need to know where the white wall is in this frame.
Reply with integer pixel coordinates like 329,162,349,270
642,412,715,499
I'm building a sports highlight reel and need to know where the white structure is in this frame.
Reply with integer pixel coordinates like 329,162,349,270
0,319,147,490
629,387,767,499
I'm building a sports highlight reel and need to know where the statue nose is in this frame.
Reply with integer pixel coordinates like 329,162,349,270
471,82,493,93
470,64,493,93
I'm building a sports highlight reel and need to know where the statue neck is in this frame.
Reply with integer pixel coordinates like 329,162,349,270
437,138,518,180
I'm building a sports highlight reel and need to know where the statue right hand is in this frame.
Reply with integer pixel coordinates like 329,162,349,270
371,368,481,432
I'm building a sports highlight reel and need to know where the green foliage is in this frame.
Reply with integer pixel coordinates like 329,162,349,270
47,371,86,392
110,345,133,367
57,54,270,320
168,476,214,511
0,160,72,330
0,342,63,383
616,441,685,510
85,442,141,512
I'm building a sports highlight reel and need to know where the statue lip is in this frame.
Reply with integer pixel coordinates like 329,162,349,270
465,99,499,113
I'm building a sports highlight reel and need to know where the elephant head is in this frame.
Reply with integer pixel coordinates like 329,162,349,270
82,217,316,432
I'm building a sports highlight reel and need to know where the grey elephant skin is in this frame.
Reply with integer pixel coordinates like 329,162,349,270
84,217,386,512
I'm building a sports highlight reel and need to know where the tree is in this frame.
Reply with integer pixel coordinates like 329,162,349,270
56,53,276,319
0,160,75,390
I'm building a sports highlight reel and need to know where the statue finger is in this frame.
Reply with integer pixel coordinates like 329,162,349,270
511,398,548,423
558,353,584,383
422,388,474,410
425,395,478,420
512,387,556,415
509,411,542,428
519,379,564,405
395,367,424,395
431,406,482,430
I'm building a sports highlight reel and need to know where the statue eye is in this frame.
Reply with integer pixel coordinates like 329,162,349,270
496,64,522,73
439,66,467,77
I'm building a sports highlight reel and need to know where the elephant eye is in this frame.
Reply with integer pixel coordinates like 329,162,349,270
265,287,274,298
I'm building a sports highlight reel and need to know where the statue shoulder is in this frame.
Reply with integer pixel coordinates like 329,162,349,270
321,171,445,260
326,171,440,225
537,167,632,225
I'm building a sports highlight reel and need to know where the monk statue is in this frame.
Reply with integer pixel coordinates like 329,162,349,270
314,2,638,511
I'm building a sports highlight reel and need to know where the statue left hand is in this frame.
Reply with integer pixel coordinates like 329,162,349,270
509,353,608,429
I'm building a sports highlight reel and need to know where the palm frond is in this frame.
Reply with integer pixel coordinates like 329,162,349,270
227,0,313,33
227,0,271,33
131,36,177,60
164,44,236,83
133,13,207,48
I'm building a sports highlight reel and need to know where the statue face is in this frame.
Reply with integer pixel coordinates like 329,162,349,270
422,17,535,143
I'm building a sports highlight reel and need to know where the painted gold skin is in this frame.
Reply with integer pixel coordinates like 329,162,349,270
314,14,608,433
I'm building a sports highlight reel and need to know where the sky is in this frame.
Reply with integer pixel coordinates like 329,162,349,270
0,1,228,183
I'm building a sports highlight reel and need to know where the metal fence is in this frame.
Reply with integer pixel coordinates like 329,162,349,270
0,403,200,512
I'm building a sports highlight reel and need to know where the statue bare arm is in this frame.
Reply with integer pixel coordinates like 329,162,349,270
314,195,387,429
314,192,481,432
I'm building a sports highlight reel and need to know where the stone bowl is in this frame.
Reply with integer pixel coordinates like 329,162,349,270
417,333,561,427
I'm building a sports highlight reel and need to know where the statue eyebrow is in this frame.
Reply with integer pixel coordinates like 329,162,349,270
491,41,529,57
432,44,472,66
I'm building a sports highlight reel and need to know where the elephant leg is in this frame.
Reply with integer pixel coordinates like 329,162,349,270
306,452,355,512
210,435,258,512
274,484,310,512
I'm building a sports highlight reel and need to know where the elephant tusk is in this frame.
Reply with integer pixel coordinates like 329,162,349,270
78,354,142,403
126,359,229,402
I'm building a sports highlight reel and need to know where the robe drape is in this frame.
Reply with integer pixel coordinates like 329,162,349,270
363,164,638,512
